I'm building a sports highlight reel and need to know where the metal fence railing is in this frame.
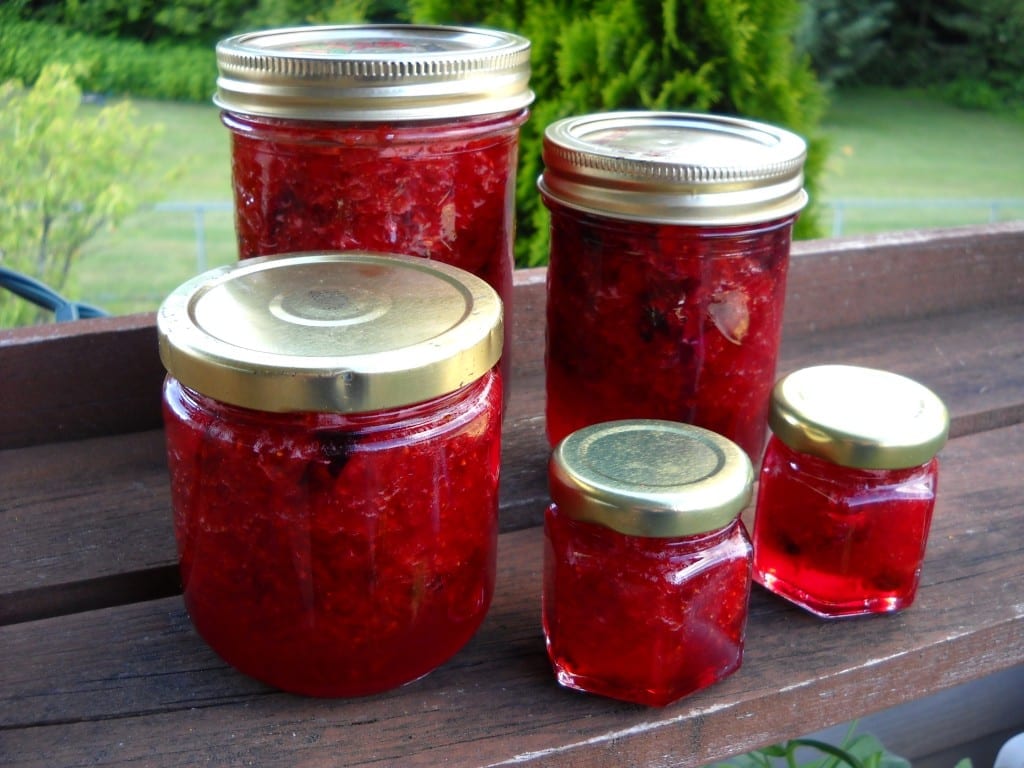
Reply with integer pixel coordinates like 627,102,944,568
826,198,1024,237
152,201,234,272
155,198,1024,257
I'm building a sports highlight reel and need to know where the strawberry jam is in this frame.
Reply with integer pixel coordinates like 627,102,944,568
215,25,532,381
163,373,502,696
224,111,526,301
158,252,504,696
543,420,754,706
752,365,949,618
539,112,808,458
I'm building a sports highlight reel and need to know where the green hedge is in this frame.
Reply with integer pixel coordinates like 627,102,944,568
0,12,216,101
3,1,828,266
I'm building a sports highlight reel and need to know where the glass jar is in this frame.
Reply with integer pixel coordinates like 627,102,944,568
157,252,504,697
752,365,950,618
539,112,808,459
215,25,532,382
543,420,754,706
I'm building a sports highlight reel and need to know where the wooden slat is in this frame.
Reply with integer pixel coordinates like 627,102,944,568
2,422,1022,767
0,314,165,449
0,223,1021,451
784,222,1024,337
2,301,1022,621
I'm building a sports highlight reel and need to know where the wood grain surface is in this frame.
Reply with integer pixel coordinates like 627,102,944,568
1,222,1022,766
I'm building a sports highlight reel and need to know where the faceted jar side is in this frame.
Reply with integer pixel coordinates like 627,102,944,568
543,508,752,706
752,436,938,617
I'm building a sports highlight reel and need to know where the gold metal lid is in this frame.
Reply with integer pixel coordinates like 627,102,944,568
214,24,534,121
157,252,503,413
769,365,950,469
550,420,753,538
539,111,808,225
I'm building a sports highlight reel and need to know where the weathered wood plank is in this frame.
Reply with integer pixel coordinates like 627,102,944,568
2,300,1022,620
784,222,1024,337
0,314,165,449
1,422,1021,767
1,224,1021,451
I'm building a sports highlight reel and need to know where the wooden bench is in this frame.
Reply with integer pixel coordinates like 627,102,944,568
2,223,1022,766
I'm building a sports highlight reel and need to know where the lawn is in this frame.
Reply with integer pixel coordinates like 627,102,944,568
73,88,1024,316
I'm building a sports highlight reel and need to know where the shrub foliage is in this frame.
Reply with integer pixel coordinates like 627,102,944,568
410,0,829,264
0,64,166,325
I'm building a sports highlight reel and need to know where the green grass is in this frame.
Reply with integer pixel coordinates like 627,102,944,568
818,88,1024,235
75,99,235,314
70,89,1024,316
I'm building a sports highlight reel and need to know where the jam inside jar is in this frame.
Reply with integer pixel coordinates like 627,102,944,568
163,372,502,697
224,110,527,302
752,365,949,618
544,510,752,707
157,252,505,696
539,112,808,459
215,25,533,383
544,203,795,459
543,420,754,706
754,437,938,617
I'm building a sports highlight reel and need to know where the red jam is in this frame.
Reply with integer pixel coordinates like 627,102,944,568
542,419,754,706
157,251,505,696
543,509,752,707
225,110,525,297
224,111,525,388
163,371,503,697
543,200,794,459
753,435,939,618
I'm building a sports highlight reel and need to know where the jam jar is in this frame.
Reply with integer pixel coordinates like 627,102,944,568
543,419,754,706
215,24,532,382
752,365,950,618
157,252,504,697
539,111,808,459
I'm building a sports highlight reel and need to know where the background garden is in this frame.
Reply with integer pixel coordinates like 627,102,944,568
2,0,1023,323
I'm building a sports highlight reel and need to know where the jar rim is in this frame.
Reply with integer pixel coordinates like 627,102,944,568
540,111,808,225
769,365,950,469
214,23,535,121
550,420,753,538
157,252,503,414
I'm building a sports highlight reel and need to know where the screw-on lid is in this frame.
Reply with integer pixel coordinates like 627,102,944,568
539,111,808,225
157,252,503,414
550,420,753,538
769,365,950,469
214,24,534,121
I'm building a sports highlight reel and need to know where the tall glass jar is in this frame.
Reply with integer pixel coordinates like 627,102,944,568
544,420,754,706
215,24,533,382
539,112,808,459
752,365,949,618
157,252,504,697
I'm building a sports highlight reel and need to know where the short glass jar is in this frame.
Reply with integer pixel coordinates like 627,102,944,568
157,252,504,697
539,112,808,459
543,420,754,706
752,365,950,618
215,25,532,379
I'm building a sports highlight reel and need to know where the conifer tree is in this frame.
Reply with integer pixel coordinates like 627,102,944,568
410,0,827,265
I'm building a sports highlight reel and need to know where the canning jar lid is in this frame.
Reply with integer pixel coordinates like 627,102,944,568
539,111,808,225
769,365,950,469
214,24,534,121
550,420,753,538
157,252,503,413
